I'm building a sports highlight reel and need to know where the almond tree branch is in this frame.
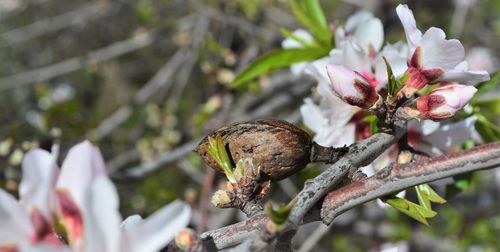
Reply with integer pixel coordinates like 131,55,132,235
194,141,500,251
288,130,404,226
321,141,500,224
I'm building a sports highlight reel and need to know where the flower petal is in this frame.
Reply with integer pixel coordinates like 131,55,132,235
122,201,190,252
120,215,143,230
57,141,107,208
437,68,490,85
82,177,121,252
0,190,33,245
423,116,477,150
420,27,464,69
20,149,58,222
353,16,384,51
396,4,422,52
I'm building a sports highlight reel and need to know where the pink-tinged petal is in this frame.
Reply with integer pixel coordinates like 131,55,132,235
326,64,378,108
437,69,490,85
423,116,477,150
0,190,33,246
29,209,61,246
82,177,121,252
354,17,384,51
326,64,358,98
420,27,464,69
414,84,477,120
55,190,83,249
122,201,190,252
20,149,58,222
396,4,422,52
0,245,17,252
57,141,106,209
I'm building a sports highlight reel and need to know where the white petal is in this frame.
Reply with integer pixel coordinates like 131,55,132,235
408,119,440,136
57,141,107,208
123,201,191,252
345,10,373,32
396,4,422,52
353,17,384,51
281,29,313,49
342,41,371,73
290,62,308,76
465,47,497,73
83,177,121,252
19,244,73,252
423,116,477,150
20,149,58,221
375,42,410,82
0,190,33,244
300,99,326,134
420,27,464,69
120,215,143,230
438,69,490,85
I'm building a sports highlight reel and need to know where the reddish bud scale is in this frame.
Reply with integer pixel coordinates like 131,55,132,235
343,79,378,108
415,95,447,119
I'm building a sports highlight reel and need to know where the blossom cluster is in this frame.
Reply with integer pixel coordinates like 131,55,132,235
0,141,190,252
285,4,490,160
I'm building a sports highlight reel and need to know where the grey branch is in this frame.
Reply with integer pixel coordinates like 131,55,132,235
321,141,500,224
288,131,402,226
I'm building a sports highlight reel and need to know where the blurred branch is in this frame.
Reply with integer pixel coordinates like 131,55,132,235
88,48,188,140
0,2,114,46
0,32,154,90
89,15,209,141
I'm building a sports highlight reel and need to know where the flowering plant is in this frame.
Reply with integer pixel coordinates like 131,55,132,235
0,141,190,252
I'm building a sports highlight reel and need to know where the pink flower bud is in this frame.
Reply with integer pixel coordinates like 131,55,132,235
405,84,477,120
326,64,378,109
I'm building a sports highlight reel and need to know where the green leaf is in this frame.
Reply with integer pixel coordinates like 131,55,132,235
471,97,500,120
364,115,378,134
288,0,332,47
473,71,499,99
265,200,295,228
415,184,446,211
385,197,437,225
384,57,402,97
206,135,236,182
474,114,500,142
231,48,329,87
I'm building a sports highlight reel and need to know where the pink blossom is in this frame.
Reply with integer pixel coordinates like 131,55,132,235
395,4,489,98
326,64,379,109
0,141,191,252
